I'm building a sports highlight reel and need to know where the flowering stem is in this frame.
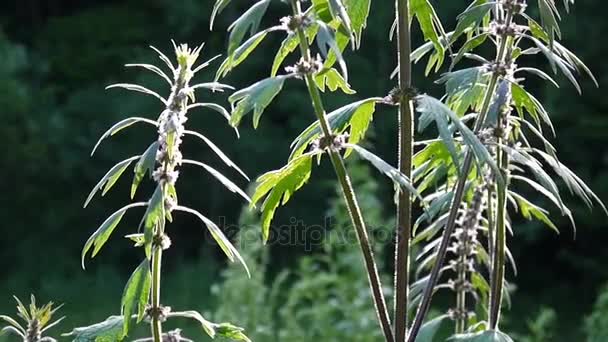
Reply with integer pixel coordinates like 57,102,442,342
407,12,514,342
290,1,394,341
395,0,414,340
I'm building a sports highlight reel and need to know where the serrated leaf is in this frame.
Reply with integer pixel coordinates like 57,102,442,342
411,0,447,73
229,76,289,128
252,153,316,242
227,0,271,56
168,311,217,338
215,323,251,342
120,259,151,338
84,156,139,208
217,29,273,79
452,1,494,43
175,206,249,276
344,0,371,49
510,191,559,233
271,25,319,77
62,316,124,342
316,21,348,81
314,68,356,94
82,203,147,269
449,329,514,342
290,98,381,160
416,314,449,342
328,0,354,43
91,117,157,156
416,95,501,180
131,142,159,199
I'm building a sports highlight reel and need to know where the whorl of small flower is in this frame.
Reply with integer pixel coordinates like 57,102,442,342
448,185,486,284
280,14,313,32
153,44,203,214
310,132,350,153
501,0,527,15
285,56,324,78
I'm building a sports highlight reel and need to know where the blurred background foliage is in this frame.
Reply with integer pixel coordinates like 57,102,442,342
0,1,607,341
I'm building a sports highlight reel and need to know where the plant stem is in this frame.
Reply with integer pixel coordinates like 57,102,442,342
489,143,507,329
151,241,163,342
395,0,413,340
290,1,393,340
406,13,514,342
455,253,467,334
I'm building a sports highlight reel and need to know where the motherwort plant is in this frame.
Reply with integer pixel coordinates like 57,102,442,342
66,43,252,342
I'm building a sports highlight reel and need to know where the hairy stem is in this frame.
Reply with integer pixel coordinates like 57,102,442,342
407,13,514,341
489,147,507,328
395,0,414,340
151,243,163,342
455,252,467,333
290,1,394,340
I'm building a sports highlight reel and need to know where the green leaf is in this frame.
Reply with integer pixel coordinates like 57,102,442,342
452,1,493,43
271,25,319,77
168,311,217,338
82,203,147,269
538,0,561,43
0,315,24,334
85,156,139,208
290,98,381,160
411,0,447,73
182,159,251,203
140,184,164,257
416,95,501,180
328,0,354,43
229,76,289,128
215,323,252,342
210,0,233,29
216,29,273,79
120,259,151,338
344,0,371,48
316,21,348,80
416,314,449,342
510,191,559,233
345,144,424,203
449,329,514,342
131,142,160,199
227,0,270,56
252,153,317,242
175,206,250,277
91,117,157,156
62,316,124,342
183,130,249,180
437,66,486,116
314,68,356,94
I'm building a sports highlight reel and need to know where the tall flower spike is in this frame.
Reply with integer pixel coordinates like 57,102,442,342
77,42,251,342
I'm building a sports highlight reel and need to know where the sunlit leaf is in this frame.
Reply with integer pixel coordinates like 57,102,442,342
85,156,139,208
448,329,514,341
131,142,160,199
91,117,157,156
82,203,148,269
251,153,317,242
120,259,151,337
229,76,289,128
62,316,124,342
226,0,271,56
175,206,249,277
